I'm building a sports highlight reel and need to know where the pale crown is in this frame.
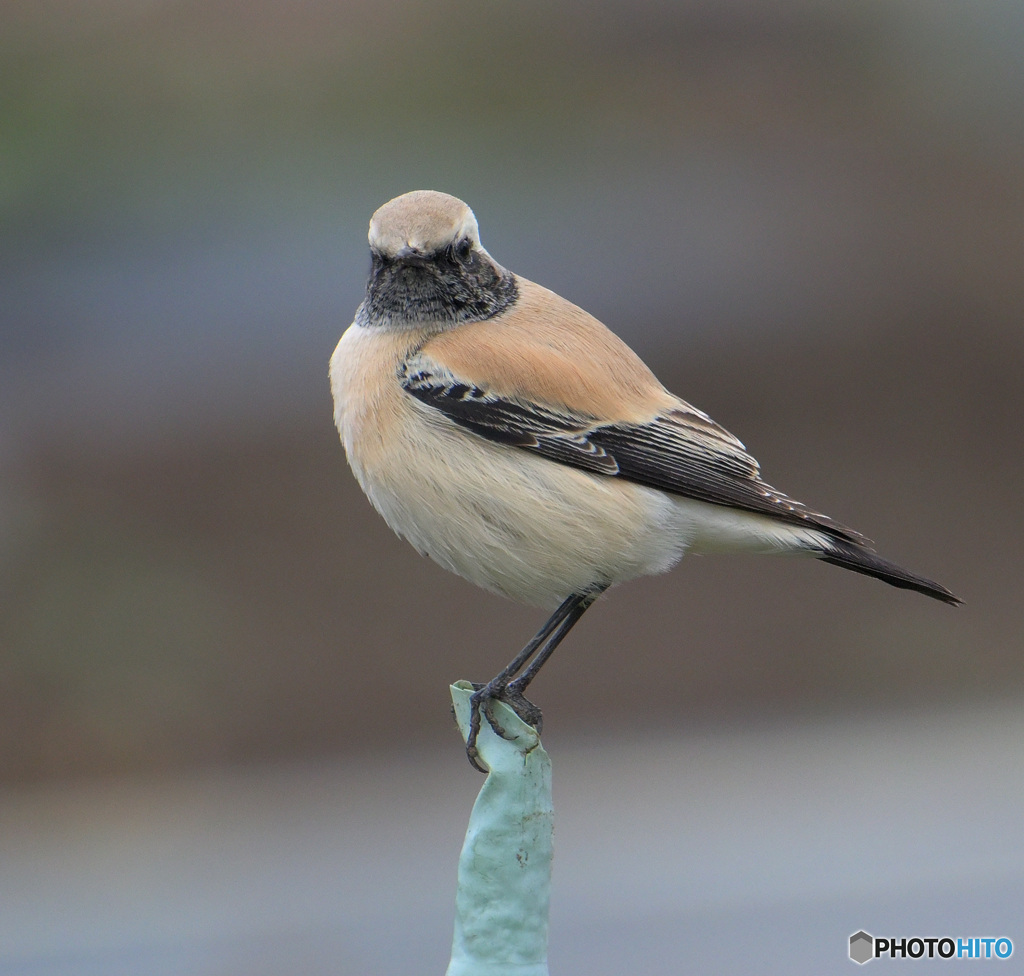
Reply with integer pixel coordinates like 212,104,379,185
368,190,481,259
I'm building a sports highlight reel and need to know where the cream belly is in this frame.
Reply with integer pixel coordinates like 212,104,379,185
330,322,825,608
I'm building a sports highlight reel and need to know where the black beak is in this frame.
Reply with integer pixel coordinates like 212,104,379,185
394,245,433,268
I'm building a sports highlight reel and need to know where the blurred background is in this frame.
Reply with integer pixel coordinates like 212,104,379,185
1,0,1022,973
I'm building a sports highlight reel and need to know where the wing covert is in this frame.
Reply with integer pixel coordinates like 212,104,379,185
399,356,865,544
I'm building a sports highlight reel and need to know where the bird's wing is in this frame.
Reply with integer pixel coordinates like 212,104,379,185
399,349,866,545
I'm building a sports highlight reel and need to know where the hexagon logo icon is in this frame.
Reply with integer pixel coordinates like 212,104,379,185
849,930,874,965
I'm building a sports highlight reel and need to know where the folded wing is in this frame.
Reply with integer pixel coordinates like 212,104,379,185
400,353,867,545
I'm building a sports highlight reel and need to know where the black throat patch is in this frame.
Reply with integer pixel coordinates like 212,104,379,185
356,247,519,329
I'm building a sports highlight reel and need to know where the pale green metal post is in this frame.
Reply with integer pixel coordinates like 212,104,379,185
447,681,553,976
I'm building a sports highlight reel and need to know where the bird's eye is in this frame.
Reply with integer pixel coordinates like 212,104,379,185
454,238,473,260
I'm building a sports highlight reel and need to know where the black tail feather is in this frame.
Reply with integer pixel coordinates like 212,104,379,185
818,540,962,606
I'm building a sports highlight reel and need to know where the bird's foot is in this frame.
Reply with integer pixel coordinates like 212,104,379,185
464,680,543,773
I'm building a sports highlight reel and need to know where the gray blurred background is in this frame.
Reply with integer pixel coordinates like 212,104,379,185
1,1,1022,973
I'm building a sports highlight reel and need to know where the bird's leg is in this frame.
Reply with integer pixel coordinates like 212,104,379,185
465,586,606,772
505,586,606,698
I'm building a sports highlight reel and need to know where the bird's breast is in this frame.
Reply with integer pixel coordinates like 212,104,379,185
329,322,421,476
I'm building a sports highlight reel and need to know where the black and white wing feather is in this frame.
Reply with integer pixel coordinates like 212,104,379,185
399,357,865,544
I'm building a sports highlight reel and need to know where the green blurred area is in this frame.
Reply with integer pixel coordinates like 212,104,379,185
0,0,925,237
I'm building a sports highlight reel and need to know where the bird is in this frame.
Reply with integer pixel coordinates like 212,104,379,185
330,189,961,770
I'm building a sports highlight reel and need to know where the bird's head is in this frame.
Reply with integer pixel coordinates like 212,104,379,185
358,191,517,330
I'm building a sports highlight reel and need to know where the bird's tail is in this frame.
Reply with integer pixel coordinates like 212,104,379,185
817,538,962,606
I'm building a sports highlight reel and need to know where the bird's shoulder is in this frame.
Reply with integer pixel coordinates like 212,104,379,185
406,274,751,458
412,276,673,424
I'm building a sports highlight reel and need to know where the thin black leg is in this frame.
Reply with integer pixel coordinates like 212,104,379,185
465,585,607,772
506,587,604,696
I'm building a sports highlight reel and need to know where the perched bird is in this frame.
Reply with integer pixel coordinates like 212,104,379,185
330,190,960,770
